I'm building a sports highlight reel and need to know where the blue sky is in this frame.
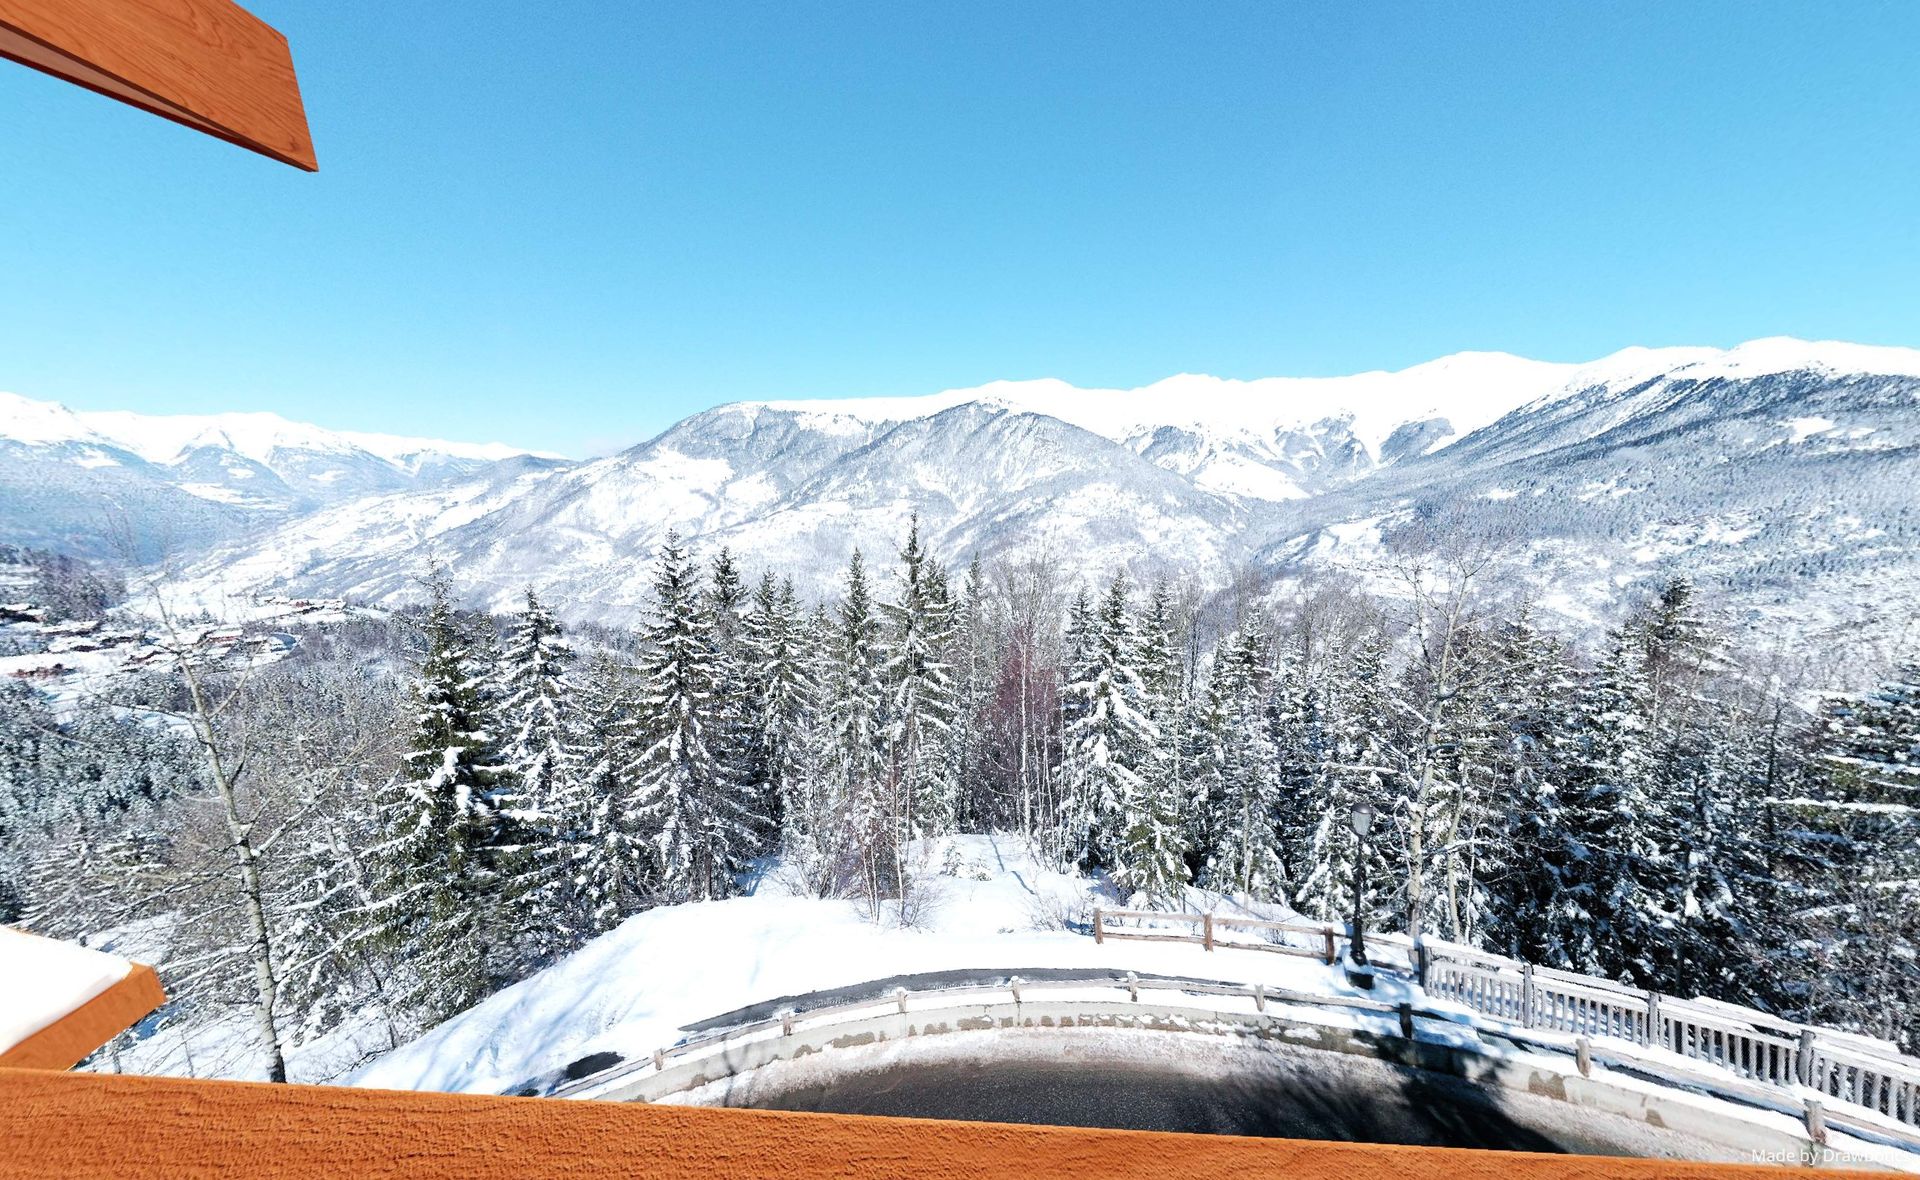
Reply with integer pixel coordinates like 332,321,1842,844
1,2,1916,456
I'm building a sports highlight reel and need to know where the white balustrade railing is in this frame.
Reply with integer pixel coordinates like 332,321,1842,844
1092,905,1920,1135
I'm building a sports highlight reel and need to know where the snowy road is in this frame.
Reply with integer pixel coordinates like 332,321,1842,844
676,1026,1748,1160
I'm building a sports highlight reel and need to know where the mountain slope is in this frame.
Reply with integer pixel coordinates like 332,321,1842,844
125,338,1920,640
0,392,562,561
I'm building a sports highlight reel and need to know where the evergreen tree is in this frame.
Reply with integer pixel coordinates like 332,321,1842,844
882,517,958,839
948,555,992,832
1058,573,1155,872
365,564,515,1023
565,651,651,934
1296,633,1398,928
499,587,573,817
1115,585,1190,907
1198,621,1287,901
827,549,893,907
1798,668,1920,1050
738,573,812,842
1482,608,1580,963
631,533,754,903
1553,630,1664,980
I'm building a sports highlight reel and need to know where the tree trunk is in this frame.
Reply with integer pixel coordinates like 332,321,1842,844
178,656,290,1084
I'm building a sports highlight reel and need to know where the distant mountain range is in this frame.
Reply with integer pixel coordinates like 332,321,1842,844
7,338,1920,648
0,392,559,561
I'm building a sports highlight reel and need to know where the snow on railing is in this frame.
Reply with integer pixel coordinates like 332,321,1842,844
1091,905,1920,1138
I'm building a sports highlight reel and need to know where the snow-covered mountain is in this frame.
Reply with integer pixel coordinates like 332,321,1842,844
136,337,1920,643
0,392,562,561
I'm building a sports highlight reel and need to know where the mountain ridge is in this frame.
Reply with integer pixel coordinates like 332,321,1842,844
8,338,1920,647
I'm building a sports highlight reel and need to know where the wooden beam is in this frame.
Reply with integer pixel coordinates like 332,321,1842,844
0,1068,1853,1180
0,963,164,1072
0,0,315,170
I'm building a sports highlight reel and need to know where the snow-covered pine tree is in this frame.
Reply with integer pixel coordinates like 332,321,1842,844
1115,583,1189,907
1057,572,1155,873
947,555,992,832
1295,632,1398,928
1481,606,1580,964
827,549,894,909
365,564,516,1025
779,603,852,898
704,548,762,846
1266,634,1326,888
1798,667,1920,1051
1410,621,1507,945
493,586,577,958
881,516,958,841
564,650,651,935
631,533,755,903
738,572,812,842
1553,629,1665,981
1197,621,1286,902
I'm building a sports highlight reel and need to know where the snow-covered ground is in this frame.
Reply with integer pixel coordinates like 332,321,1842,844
350,834,1383,1095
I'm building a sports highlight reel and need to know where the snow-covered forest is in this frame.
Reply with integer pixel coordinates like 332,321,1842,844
2,521,1916,1081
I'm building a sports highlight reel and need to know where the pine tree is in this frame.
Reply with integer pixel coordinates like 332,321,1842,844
1553,630,1665,980
827,549,893,908
1058,573,1155,873
565,651,651,934
882,517,958,840
1295,633,1397,928
1482,607,1580,964
365,564,515,1024
631,533,754,903
948,556,992,833
1797,668,1920,1050
493,587,577,957
1197,621,1287,901
780,604,852,897
738,573,812,842
1115,584,1189,907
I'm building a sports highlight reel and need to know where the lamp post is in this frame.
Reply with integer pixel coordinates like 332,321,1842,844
1347,802,1375,987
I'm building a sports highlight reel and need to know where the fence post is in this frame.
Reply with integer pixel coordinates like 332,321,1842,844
1805,1099,1828,1147
1126,971,1139,1002
1522,963,1536,1029
1416,942,1431,989
1252,982,1266,1014
1644,991,1660,1048
1797,1028,1818,1088
1576,1036,1592,1078
780,1010,794,1037
653,1048,665,1072
1093,907,1104,945
1203,912,1215,951
1009,977,1023,1005
1322,925,1336,965
895,986,910,1014
1398,1002,1415,1040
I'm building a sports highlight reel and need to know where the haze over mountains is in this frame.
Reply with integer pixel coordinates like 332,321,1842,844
7,338,1920,646
0,391,559,562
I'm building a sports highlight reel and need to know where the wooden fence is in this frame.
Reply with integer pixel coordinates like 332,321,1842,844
1092,906,1920,1135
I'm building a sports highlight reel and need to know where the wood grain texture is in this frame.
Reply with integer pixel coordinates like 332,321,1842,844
0,0,314,169
0,963,164,1072
0,1067,1900,1180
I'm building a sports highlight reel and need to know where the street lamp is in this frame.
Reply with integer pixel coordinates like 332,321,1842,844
1347,802,1375,984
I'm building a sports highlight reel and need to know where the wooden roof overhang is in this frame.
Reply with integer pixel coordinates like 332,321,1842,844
0,0,315,169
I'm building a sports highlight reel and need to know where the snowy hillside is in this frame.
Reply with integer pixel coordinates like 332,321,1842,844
346,834,1353,1096
0,391,563,561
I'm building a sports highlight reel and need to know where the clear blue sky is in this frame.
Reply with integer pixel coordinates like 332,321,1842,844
2,2,1916,456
